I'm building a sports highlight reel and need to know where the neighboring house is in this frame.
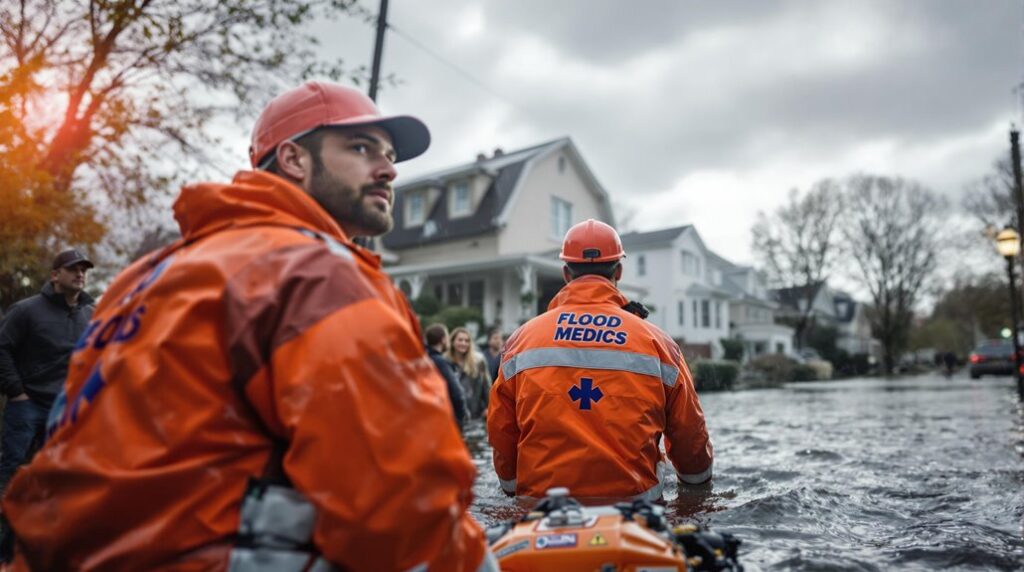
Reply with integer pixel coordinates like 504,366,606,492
381,137,645,331
772,281,839,333
833,290,882,361
707,252,794,361
619,226,734,360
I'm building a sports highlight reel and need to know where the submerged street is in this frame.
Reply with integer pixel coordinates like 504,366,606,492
466,374,1024,571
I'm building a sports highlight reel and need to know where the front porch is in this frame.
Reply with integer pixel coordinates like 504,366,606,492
387,254,647,336
733,323,795,362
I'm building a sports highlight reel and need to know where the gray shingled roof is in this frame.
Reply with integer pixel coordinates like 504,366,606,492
619,225,691,249
382,138,568,250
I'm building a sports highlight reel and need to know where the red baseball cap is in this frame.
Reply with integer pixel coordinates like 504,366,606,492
249,81,431,168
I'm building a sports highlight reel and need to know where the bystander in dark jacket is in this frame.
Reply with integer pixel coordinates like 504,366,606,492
0,250,95,497
424,323,468,431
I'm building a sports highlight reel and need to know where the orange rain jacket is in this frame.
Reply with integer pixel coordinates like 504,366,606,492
2,171,487,571
487,276,713,500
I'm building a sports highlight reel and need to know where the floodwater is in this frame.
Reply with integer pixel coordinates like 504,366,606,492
466,374,1024,571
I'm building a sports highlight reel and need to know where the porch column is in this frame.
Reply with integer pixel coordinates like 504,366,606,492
406,273,426,300
515,263,537,321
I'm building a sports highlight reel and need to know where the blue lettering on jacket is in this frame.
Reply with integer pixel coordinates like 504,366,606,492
553,323,628,345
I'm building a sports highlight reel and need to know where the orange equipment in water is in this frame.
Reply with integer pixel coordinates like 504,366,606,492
487,488,742,572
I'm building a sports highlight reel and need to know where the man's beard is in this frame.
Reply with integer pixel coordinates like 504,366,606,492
310,160,393,236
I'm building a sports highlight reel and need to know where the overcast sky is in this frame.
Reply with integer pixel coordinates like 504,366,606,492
223,1,1022,275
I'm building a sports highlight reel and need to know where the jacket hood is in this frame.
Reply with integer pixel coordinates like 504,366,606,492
173,170,348,243
548,275,628,311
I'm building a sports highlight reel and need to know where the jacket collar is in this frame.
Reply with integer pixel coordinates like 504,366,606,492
173,170,352,248
547,275,628,311
40,281,94,309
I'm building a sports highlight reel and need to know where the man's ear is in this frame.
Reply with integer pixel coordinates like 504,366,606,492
613,263,623,281
276,141,310,182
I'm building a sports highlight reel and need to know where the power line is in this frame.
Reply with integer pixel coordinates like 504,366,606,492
351,1,540,121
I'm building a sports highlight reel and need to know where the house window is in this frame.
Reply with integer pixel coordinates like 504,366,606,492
701,300,710,328
678,300,685,326
692,300,698,328
447,283,463,306
715,301,721,329
450,181,471,217
550,196,573,238
638,254,646,277
407,192,426,226
468,280,485,312
681,251,701,276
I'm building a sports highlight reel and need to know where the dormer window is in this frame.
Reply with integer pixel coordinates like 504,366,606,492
450,181,471,217
406,191,426,226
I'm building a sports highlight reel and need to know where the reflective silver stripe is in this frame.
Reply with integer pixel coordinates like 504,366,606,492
660,363,679,387
297,229,354,261
404,563,428,572
678,462,713,485
633,480,664,502
499,477,517,494
503,348,678,387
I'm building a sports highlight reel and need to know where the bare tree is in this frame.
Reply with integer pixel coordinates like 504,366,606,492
841,175,947,374
0,0,373,307
962,157,1015,230
751,179,844,347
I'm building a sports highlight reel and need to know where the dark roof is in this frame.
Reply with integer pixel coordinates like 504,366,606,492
619,225,691,249
772,281,825,310
382,138,566,250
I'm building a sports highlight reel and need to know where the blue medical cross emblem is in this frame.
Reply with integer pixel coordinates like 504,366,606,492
569,377,603,410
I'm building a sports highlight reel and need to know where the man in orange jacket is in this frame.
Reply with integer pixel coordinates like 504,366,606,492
2,82,495,571
487,219,713,501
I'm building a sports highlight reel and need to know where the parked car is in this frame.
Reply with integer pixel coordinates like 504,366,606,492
968,340,1016,379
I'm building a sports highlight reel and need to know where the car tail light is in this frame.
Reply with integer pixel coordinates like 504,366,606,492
969,354,981,364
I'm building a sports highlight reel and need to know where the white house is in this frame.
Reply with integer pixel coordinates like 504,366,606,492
618,227,726,359
618,226,793,361
707,252,795,361
380,137,646,331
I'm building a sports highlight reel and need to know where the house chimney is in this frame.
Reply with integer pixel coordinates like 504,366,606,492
493,147,504,157
476,152,487,162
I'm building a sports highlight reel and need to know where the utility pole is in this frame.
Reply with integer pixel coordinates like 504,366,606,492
1010,128,1024,320
368,0,390,102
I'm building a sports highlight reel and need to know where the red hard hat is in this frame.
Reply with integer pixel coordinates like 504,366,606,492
249,81,431,168
559,219,625,263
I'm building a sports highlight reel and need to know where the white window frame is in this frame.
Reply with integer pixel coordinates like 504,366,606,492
550,196,573,239
406,191,426,227
677,300,685,326
449,181,472,218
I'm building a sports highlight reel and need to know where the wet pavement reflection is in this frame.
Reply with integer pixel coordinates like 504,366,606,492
466,373,1024,571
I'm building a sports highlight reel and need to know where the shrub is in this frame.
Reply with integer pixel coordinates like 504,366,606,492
745,354,798,383
412,293,442,317
720,338,744,361
692,360,740,391
791,364,818,382
431,306,484,332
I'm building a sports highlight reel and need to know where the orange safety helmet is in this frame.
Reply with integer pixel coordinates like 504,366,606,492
249,81,431,168
559,219,625,263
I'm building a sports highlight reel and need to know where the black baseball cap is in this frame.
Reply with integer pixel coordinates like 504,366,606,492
52,249,94,270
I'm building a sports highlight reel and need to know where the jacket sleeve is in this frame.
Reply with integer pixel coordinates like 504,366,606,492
439,357,469,430
661,345,714,485
486,367,519,495
0,303,27,397
226,244,486,571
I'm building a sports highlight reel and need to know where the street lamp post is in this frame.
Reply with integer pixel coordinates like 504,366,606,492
995,227,1024,399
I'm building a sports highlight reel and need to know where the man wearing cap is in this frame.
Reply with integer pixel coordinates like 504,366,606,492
487,219,713,501
3,82,494,571
0,249,95,495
